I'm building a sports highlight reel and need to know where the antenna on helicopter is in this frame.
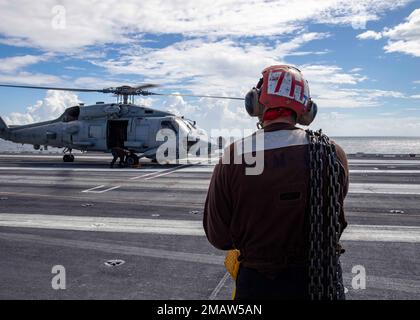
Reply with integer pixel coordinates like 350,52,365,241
0,84,245,103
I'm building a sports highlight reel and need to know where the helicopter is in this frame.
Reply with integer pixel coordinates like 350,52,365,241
0,84,243,164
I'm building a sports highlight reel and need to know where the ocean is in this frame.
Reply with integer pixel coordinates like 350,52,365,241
331,137,420,154
1,137,420,155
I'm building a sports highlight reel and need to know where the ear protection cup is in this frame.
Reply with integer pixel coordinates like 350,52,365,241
245,88,264,117
245,77,265,118
297,100,318,126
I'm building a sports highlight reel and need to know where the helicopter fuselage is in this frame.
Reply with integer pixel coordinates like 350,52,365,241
0,102,209,161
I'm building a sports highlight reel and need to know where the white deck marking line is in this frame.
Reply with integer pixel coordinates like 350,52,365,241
81,185,106,192
349,183,420,195
0,214,205,236
129,171,161,180
0,167,159,173
80,162,197,191
0,154,112,160
144,163,201,181
350,164,420,168
1,214,420,243
209,272,231,300
0,191,203,209
341,225,420,243
350,170,420,174
81,185,121,194
130,162,203,180
349,159,420,164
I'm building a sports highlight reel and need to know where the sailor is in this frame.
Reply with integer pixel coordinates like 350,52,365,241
203,65,349,300
110,147,128,168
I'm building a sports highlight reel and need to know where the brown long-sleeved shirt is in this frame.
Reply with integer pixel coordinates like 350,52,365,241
203,123,349,275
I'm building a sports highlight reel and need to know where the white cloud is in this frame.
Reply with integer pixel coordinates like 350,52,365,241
64,66,86,71
134,97,156,108
302,65,367,85
311,85,405,108
0,53,59,86
94,34,329,95
383,8,420,56
0,0,412,51
5,90,80,125
411,94,420,99
357,30,383,40
357,8,420,57
0,55,48,73
73,76,131,89
0,72,63,85
315,0,411,26
137,94,253,133
295,65,406,109
92,36,404,129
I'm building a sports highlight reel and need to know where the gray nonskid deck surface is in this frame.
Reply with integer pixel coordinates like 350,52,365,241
0,154,419,300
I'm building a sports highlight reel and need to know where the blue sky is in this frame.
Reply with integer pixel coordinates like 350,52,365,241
0,0,419,136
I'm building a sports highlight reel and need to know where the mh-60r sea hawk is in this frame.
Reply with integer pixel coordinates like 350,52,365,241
0,84,243,164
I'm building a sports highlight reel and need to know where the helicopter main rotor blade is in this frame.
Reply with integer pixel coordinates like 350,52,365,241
0,83,245,101
0,84,160,94
0,84,104,93
148,92,245,101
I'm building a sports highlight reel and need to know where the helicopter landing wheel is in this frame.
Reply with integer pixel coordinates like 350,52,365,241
126,154,139,166
63,154,75,163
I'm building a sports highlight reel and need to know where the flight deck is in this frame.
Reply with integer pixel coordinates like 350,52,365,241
0,153,419,299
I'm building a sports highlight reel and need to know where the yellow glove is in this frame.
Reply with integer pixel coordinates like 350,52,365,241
224,249,241,280
224,249,240,300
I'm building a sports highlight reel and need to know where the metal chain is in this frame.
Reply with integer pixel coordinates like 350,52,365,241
306,129,342,300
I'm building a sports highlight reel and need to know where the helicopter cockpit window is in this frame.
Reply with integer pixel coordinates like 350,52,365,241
161,120,177,132
62,106,80,123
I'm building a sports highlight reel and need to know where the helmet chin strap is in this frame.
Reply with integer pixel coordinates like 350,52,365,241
257,109,265,129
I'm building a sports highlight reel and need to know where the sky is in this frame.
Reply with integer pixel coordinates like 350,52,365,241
0,0,419,136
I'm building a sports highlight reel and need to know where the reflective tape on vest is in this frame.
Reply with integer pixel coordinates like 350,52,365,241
235,129,308,155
